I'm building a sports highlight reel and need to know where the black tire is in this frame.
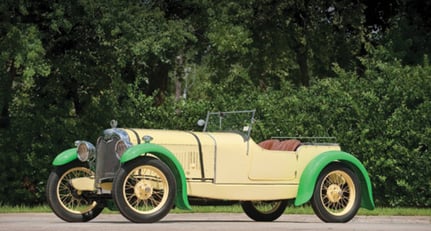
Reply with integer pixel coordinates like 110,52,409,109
241,200,288,221
112,157,176,223
46,160,104,222
310,163,361,223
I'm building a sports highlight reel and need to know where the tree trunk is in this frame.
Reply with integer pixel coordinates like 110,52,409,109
0,61,15,128
147,61,169,106
174,55,184,102
296,45,310,87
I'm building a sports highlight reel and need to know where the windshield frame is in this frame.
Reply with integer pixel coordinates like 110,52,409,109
202,109,256,140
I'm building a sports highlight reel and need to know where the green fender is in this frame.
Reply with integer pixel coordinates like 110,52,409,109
120,143,192,211
52,148,78,166
294,150,375,210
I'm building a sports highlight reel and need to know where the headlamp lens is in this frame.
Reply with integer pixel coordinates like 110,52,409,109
76,141,95,162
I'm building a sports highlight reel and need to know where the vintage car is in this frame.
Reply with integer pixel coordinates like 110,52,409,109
46,110,374,223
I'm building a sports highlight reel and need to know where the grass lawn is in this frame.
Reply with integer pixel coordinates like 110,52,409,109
1,204,430,216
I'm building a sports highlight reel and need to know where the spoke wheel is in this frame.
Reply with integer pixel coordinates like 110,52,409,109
311,163,361,223
241,200,288,221
112,157,176,223
46,160,104,222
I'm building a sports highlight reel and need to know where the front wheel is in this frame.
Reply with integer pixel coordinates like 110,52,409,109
310,163,361,223
112,157,176,223
241,200,288,221
46,160,104,222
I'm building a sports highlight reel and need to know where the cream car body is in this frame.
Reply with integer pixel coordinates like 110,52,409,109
47,110,374,223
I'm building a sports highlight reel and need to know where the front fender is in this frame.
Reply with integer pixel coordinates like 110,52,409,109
120,143,192,211
294,150,375,210
52,148,77,166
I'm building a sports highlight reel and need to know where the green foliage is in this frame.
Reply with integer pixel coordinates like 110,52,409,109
0,0,430,208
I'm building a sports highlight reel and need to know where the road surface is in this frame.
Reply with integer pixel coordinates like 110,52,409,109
0,213,430,231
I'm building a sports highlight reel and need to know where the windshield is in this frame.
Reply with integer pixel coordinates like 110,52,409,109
202,109,256,140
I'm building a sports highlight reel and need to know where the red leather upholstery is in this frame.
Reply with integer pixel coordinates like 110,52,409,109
258,139,280,149
258,139,301,151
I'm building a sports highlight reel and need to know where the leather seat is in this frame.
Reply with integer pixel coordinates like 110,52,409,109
258,139,301,151
258,139,280,149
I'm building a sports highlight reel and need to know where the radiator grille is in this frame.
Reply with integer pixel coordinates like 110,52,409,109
95,136,120,185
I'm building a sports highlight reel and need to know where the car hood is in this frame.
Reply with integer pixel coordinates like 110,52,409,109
121,128,248,147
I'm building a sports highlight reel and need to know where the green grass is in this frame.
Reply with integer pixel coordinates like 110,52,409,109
172,205,431,216
0,204,52,213
1,204,430,216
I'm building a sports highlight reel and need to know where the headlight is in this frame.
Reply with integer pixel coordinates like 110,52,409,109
75,141,96,162
115,140,130,159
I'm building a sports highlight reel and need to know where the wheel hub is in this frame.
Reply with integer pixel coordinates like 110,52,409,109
326,184,342,202
134,180,153,200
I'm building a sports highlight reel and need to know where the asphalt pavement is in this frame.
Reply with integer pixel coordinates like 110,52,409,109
0,213,430,231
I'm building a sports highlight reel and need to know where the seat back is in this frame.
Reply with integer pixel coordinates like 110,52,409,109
258,139,301,151
257,139,280,150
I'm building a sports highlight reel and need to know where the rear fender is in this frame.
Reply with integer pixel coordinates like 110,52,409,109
120,143,192,210
52,148,78,166
294,150,375,210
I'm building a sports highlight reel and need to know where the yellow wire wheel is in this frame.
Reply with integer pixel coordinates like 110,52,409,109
46,161,104,222
56,167,97,214
112,157,176,223
241,200,288,221
310,163,361,223
122,165,170,214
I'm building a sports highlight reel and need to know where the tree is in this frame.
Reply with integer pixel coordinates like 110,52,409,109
361,0,431,66
180,0,367,88
248,0,367,86
0,1,50,128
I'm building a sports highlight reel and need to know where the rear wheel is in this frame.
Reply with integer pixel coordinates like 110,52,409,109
241,200,288,221
46,160,104,222
112,157,176,223
310,163,361,223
